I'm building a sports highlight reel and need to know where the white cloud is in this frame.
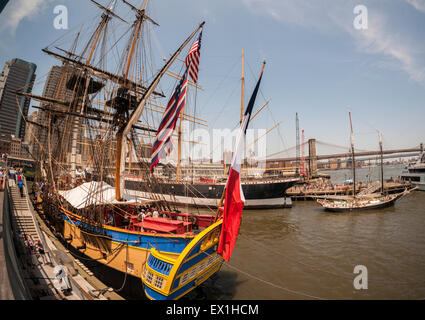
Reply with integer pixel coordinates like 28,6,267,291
405,0,425,13
335,9,425,83
241,0,338,32
0,0,53,34
242,0,425,84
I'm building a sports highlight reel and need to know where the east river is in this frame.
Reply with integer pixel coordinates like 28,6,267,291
203,164,425,299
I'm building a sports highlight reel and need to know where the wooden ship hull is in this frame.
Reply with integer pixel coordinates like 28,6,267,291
142,220,224,300
316,192,406,212
35,194,224,300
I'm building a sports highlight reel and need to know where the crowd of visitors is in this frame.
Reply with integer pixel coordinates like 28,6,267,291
136,206,160,222
16,232,50,268
0,168,5,191
31,180,47,201
105,205,163,229
0,166,26,194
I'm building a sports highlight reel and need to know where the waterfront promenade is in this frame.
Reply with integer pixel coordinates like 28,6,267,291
0,189,16,299
0,172,123,300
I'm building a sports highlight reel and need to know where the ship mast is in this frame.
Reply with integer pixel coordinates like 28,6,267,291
349,111,356,198
176,107,184,182
240,49,245,176
115,21,206,200
114,0,154,199
214,61,266,222
379,131,384,195
121,0,158,83
70,0,121,181
175,29,203,183
241,48,245,125
56,34,80,183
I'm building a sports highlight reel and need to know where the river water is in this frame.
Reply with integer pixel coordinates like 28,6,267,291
198,164,425,300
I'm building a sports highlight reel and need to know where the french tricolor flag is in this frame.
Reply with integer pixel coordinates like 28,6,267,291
217,62,265,262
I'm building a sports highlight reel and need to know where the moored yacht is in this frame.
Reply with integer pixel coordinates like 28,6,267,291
399,152,425,191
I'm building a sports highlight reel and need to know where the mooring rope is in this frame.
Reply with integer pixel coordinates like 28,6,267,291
224,263,327,300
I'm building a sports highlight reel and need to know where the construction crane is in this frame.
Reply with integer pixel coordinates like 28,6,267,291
296,113,300,175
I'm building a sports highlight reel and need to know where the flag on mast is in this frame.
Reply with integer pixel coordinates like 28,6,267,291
217,62,266,262
150,66,189,173
185,30,202,83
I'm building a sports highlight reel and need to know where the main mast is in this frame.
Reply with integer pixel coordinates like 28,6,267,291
114,0,155,200
241,48,245,125
349,111,356,198
176,108,184,182
379,131,384,195
115,20,206,200
69,0,125,182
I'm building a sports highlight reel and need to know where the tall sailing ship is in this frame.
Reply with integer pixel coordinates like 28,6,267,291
20,0,267,299
120,46,298,210
123,174,298,209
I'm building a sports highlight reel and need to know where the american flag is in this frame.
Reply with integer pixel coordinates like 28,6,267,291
185,30,202,83
150,67,189,173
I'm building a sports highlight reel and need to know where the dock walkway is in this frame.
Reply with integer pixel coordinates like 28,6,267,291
0,188,16,299
287,181,411,200
1,175,122,300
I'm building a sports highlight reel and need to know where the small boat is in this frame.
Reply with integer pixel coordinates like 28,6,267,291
317,191,408,212
317,114,412,212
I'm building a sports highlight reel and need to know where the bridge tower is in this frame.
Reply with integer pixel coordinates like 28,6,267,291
308,138,317,177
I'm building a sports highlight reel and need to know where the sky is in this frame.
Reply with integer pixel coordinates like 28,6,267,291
0,0,424,160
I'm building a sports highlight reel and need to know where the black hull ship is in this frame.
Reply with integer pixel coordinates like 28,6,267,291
120,176,298,209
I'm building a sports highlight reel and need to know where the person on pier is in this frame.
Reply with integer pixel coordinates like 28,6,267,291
18,178,24,197
36,240,48,265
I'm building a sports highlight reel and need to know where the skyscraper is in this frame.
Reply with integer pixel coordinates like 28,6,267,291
0,0,9,14
0,58,37,140
32,65,79,159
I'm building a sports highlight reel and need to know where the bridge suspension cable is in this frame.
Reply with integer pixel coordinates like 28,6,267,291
315,140,370,152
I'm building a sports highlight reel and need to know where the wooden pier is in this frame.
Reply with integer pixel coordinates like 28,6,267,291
287,181,412,201
0,175,124,300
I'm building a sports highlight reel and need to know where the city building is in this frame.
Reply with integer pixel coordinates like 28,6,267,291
0,0,9,14
329,158,339,169
32,65,78,159
24,110,37,142
139,143,153,159
0,134,10,156
0,133,29,158
0,58,37,140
